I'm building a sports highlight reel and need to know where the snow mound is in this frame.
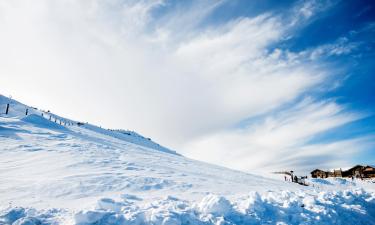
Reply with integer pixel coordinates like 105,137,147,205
196,194,232,216
0,207,66,225
70,190,375,225
2,190,374,225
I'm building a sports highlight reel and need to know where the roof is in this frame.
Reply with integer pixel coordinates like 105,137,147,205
346,165,364,171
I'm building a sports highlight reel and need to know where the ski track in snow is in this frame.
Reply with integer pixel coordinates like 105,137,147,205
0,95,375,225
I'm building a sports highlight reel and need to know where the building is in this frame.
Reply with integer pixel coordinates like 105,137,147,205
343,165,363,178
363,165,375,178
311,165,375,179
343,165,375,178
311,169,328,178
333,169,343,177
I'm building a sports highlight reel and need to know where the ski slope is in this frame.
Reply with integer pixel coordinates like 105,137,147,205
0,95,374,225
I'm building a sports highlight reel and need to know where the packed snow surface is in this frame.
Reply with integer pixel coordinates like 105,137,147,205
0,95,374,224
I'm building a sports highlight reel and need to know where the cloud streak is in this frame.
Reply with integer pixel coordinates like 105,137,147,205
183,99,368,173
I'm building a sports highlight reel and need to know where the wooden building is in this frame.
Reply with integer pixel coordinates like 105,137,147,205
363,165,375,178
343,165,375,178
344,165,363,178
311,169,328,178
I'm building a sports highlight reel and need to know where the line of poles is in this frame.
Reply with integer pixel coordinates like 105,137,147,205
3,103,75,126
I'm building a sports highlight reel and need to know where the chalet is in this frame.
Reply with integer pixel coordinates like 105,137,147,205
311,169,328,178
345,165,375,178
343,165,363,178
363,165,375,178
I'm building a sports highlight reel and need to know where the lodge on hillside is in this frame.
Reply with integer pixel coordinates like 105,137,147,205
311,165,375,179
310,169,328,178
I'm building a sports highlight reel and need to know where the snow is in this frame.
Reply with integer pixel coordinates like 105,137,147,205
196,194,233,216
1,94,375,224
2,189,375,224
21,114,68,131
80,124,178,155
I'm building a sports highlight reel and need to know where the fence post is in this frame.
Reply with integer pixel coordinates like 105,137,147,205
49,115,52,120
5,103,9,114
25,108,28,115
54,118,57,122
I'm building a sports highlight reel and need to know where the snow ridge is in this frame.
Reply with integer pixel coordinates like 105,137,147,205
0,94,176,155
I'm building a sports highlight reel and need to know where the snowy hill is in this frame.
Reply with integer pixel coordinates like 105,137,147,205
0,95,374,225
0,95,177,155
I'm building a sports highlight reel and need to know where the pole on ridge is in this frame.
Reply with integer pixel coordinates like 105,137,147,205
5,103,9,115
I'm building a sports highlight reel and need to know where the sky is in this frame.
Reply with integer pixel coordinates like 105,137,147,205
0,0,374,174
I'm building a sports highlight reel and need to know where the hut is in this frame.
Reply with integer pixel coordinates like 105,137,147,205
332,169,343,177
345,165,365,178
343,165,375,178
363,165,375,178
311,169,328,178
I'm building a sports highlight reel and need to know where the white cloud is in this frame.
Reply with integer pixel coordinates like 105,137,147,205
289,0,336,27
0,0,369,173
276,136,375,172
183,99,368,173
309,37,359,60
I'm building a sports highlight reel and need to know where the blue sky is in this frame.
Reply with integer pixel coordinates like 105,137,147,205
0,0,374,173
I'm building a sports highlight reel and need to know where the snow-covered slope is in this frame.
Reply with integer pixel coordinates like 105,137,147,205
0,95,177,155
0,95,374,225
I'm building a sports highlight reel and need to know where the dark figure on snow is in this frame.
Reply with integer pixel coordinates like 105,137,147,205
290,171,294,182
